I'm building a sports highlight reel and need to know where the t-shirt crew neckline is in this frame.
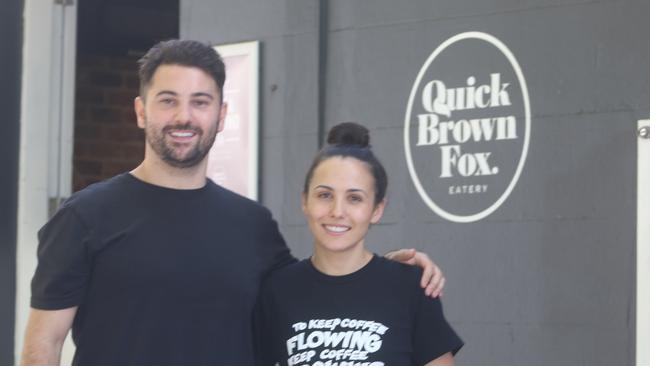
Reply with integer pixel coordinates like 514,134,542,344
304,253,380,284
122,172,211,198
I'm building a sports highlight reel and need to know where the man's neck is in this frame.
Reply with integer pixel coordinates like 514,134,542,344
131,155,208,190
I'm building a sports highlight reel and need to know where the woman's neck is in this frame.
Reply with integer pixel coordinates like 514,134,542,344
311,246,374,276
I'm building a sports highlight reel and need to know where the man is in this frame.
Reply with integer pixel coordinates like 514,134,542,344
21,40,444,365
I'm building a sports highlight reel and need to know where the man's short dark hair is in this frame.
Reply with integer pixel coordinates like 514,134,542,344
137,39,226,101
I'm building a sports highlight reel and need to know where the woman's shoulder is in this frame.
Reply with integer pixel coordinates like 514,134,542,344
372,255,424,283
356,255,426,301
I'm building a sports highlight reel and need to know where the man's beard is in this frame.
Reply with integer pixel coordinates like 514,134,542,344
145,120,218,169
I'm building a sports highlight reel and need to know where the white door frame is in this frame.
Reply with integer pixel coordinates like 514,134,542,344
15,0,77,364
638,119,650,366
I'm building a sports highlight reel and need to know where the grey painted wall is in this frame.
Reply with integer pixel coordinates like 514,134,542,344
1,0,22,364
182,0,644,365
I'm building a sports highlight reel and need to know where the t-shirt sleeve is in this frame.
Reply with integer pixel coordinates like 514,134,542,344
257,207,297,275
30,205,92,310
412,289,464,364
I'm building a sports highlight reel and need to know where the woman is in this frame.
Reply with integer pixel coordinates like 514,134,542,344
255,122,462,366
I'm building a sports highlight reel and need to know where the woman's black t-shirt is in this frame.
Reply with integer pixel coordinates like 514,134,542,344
255,255,463,366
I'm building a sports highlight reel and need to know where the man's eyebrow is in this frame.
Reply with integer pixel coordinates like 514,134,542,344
153,91,215,100
191,92,214,100
155,90,178,97
314,184,333,190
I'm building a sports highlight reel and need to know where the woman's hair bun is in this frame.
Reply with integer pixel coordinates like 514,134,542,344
326,122,370,148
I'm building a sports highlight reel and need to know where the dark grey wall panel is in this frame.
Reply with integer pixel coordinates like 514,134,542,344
182,0,643,364
0,0,22,364
323,2,640,364
326,1,650,123
327,0,618,31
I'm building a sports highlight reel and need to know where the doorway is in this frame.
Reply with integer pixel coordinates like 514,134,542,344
74,0,179,191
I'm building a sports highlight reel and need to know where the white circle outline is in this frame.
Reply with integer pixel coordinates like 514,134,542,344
403,31,531,223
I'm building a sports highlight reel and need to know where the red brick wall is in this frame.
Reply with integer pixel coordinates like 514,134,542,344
73,53,144,192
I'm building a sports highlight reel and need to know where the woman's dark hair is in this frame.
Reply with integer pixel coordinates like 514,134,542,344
303,122,388,205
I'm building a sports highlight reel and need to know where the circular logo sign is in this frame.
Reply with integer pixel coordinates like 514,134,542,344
404,32,531,223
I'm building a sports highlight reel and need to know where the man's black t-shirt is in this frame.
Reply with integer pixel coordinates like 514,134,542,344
255,255,463,366
31,173,295,366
